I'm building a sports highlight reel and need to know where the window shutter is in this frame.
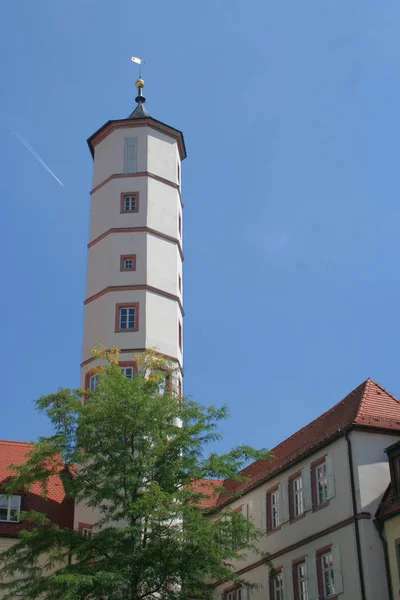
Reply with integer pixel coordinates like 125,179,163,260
302,467,312,510
124,137,137,173
241,503,249,520
305,554,318,600
279,480,289,523
261,494,267,533
283,565,294,600
326,454,335,499
332,544,344,594
262,576,270,600
245,584,251,600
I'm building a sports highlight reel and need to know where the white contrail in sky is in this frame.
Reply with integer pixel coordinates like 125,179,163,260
11,128,64,187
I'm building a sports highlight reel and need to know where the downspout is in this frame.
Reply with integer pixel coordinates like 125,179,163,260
375,518,394,600
344,430,367,600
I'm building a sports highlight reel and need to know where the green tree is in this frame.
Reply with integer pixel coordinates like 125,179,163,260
0,349,272,600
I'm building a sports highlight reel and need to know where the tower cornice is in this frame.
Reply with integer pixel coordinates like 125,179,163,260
87,117,187,161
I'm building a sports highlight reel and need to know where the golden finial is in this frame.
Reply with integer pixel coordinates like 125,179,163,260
135,78,145,89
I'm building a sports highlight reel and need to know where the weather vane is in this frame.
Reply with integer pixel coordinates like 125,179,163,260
131,56,146,79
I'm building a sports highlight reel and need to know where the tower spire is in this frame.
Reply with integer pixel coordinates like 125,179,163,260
130,57,150,119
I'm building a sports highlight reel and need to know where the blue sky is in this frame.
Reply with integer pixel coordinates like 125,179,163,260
1,0,400,455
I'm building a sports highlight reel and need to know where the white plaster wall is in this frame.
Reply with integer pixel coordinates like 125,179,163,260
358,518,389,600
350,430,398,515
82,290,147,363
147,129,179,183
92,126,149,188
74,500,102,531
0,538,16,552
147,177,181,240
213,525,361,600
89,176,148,243
86,233,148,299
145,292,182,362
147,235,181,297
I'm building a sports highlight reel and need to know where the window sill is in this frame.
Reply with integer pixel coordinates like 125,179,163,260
115,328,139,333
267,525,281,535
313,500,329,513
290,512,306,524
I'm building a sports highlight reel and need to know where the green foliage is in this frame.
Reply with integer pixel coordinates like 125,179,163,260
0,351,272,600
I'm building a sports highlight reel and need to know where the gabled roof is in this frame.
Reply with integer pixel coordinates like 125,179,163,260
0,440,74,528
192,479,224,509
211,379,400,509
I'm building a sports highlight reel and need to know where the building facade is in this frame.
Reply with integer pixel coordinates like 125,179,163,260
209,379,400,600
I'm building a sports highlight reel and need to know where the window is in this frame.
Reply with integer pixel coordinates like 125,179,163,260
178,274,182,293
0,495,21,522
120,254,137,271
123,137,137,173
121,367,134,379
321,552,335,598
177,162,180,184
179,322,182,351
266,487,280,531
272,571,283,600
178,213,182,236
271,490,280,529
293,476,304,517
115,303,139,332
316,463,328,505
120,192,139,213
224,587,247,600
78,522,93,537
82,527,92,538
296,562,309,600
311,455,334,510
89,374,99,392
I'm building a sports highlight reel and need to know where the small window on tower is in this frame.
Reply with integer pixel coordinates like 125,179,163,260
120,254,137,271
121,192,139,214
115,303,139,332
123,137,138,174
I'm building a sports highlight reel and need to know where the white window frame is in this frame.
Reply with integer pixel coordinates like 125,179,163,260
0,495,21,522
123,258,134,269
121,366,134,380
316,462,328,505
123,196,137,212
293,476,304,517
321,551,335,598
273,572,283,600
271,490,280,529
119,307,136,330
297,562,309,600
89,374,99,392
81,527,92,538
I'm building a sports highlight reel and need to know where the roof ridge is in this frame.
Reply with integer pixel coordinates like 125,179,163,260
368,378,400,402
268,380,367,453
356,378,372,421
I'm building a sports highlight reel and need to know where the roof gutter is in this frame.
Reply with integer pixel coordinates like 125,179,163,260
344,429,367,600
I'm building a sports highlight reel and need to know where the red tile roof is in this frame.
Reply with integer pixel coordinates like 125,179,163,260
0,440,74,533
212,379,400,509
192,479,224,508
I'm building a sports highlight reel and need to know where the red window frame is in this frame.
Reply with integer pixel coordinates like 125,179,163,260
78,522,93,536
178,213,182,236
266,485,281,533
178,273,182,293
120,254,137,271
178,321,182,351
311,455,329,512
292,557,307,600
115,303,139,332
120,192,139,214
316,544,336,600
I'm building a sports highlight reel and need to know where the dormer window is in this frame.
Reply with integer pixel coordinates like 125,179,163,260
0,495,21,522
